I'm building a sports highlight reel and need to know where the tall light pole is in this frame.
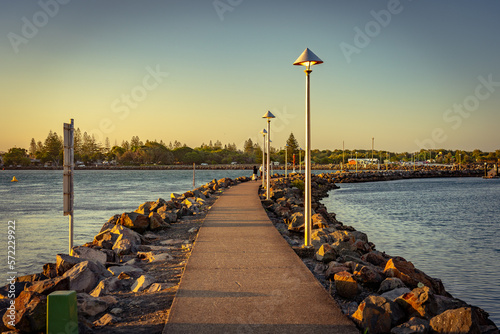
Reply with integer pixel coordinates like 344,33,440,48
294,48,323,247
262,111,275,200
260,129,267,188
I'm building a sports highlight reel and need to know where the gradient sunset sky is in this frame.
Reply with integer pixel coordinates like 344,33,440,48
1,0,499,153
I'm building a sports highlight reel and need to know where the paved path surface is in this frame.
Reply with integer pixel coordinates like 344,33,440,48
163,181,359,334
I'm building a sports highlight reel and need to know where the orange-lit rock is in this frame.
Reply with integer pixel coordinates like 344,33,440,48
334,271,358,299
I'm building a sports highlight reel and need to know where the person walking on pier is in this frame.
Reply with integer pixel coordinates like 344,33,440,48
252,165,258,181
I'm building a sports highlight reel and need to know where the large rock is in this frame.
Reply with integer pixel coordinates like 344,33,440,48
384,258,448,295
25,276,70,295
334,271,359,299
42,262,58,279
390,317,430,334
77,293,117,317
311,213,329,229
315,243,337,263
325,262,351,280
353,264,384,287
131,274,156,292
134,201,154,215
62,261,100,293
149,212,169,230
110,225,142,255
72,246,108,265
362,251,389,268
56,253,88,276
395,286,439,319
429,307,480,334
381,287,411,302
352,295,406,334
118,212,150,233
90,277,121,297
2,291,47,333
378,277,407,294
107,265,144,277
288,212,305,232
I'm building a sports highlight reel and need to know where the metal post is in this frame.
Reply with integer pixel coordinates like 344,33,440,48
304,68,312,247
262,132,266,187
63,119,74,254
266,119,271,200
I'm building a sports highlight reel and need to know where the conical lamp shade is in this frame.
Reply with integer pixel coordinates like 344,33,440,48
262,111,275,119
293,48,323,66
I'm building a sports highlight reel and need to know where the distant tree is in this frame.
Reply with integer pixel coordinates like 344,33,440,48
286,132,299,157
42,130,63,165
244,138,254,153
29,138,37,158
104,137,110,153
214,140,222,150
130,136,143,150
74,128,82,159
121,140,130,151
3,147,31,166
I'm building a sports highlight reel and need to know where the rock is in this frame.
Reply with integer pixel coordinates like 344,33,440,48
311,213,329,229
56,253,89,276
77,293,112,317
118,212,150,233
134,201,153,215
93,313,117,327
90,277,121,297
353,264,384,287
160,211,178,224
434,294,467,314
42,262,58,279
381,287,411,302
93,230,115,249
137,252,173,263
131,274,156,292
110,307,123,315
390,317,430,334
325,262,351,280
148,282,176,292
395,286,439,319
107,265,144,277
334,271,359,299
72,246,108,265
26,276,70,295
112,236,134,255
288,212,305,232
429,307,480,334
315,243,337,263
362,251,389,268
170,192,183,201
352,295,406,334
149,212,169,230
379,277,407,294
62,261,100,293
384,258,448,295
2,291,47,333
110,225,142,255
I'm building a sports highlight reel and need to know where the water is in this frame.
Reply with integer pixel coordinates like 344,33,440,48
0,169,252,281
322,177,500,325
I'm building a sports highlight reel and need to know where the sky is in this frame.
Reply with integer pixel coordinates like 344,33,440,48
1,0,500,153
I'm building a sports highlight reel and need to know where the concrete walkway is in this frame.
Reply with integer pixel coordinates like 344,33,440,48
163,181,359,334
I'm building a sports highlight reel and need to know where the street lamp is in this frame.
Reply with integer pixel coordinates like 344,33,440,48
260,129,267,188
262,111,275,200
294,48,323,247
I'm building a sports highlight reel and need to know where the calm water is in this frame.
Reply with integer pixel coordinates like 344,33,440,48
323,177,500,325
0,169,251,282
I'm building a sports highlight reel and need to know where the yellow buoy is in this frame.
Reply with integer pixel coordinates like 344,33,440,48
11,176,18,182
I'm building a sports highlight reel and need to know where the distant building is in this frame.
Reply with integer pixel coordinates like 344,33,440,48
347,158,379,165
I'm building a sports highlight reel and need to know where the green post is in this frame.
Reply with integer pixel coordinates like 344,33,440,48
47,290,78,334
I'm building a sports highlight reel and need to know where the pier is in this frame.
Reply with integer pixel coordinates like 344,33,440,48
163,181,358,334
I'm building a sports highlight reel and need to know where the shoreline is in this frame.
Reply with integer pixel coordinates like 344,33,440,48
261,173,499,333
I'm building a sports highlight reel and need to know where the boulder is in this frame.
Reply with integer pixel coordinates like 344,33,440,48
334,271,359,299
93,313,117,327
362,251,389,268
25,276,70,295
429,307,480,334
160,211,178,224
395,286,439,319
378,277,407,294
352,295,406,334
77,293,115,317
325,262,351,280
149,212,169,230
148,282,176,293
288,212,305,232
107,265,144,277
2,291,47,333
381,287,411,302
353,265,384,287
42,262,58,279
131,274,156,292
90,277,121,297
72,246,108,265
384,258,448,295
390,317,430,334
118,212,150,233
56,253,95,276
93,229,115,249
134,201,153,215
315,243,337,263
311,213,329,229
62,261,100,293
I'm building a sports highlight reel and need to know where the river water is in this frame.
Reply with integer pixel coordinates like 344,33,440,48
1,170,498,324
322,177,500,325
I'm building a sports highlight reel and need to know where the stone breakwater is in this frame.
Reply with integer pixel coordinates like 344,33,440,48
261,173,499,334
0,176,250,333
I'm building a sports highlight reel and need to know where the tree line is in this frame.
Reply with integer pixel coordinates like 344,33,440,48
1,129,499,167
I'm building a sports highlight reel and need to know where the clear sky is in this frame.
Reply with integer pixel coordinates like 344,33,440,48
1,0,499,153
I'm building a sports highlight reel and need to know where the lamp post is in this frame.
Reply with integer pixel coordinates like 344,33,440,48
260,129,267,187
262,111,275,200
294,48,323,247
